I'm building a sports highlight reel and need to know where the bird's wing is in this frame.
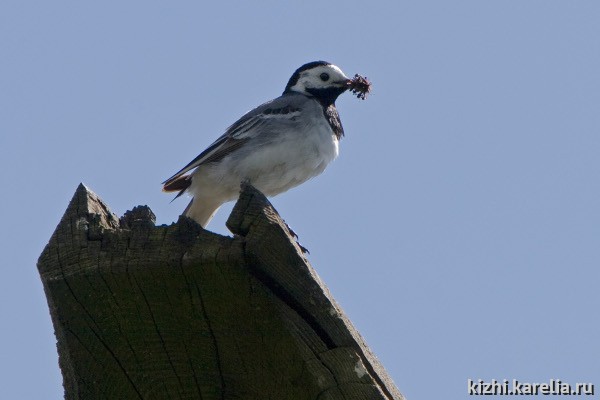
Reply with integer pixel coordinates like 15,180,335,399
162,94,308,189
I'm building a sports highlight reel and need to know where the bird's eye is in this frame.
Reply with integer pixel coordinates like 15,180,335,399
320,73,330,81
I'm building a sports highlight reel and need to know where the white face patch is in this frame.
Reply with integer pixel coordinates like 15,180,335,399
289,64,350,95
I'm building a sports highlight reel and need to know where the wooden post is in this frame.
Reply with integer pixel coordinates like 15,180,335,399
37,183,404,400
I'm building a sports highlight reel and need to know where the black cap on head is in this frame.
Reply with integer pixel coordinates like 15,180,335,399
284,61,331,93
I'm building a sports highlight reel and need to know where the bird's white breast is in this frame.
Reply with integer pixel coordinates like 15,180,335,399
235,108,338,196
190,99,339,203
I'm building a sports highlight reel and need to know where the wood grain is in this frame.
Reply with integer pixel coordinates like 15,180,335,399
37,183,404,400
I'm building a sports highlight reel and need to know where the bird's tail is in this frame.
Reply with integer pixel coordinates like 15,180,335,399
183,197,223,228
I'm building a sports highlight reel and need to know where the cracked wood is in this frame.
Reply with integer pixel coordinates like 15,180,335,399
37,183,404,400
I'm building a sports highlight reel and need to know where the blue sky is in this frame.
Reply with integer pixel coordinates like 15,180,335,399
1,1,599,399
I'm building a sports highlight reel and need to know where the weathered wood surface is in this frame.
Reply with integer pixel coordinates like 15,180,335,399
38,183,404,400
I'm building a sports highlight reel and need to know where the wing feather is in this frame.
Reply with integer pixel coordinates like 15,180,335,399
162,94,307,189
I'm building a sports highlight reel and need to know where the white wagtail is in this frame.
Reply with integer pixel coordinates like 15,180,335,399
163,61,370,227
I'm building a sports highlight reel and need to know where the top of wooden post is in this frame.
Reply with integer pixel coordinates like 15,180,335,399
37,183,404,400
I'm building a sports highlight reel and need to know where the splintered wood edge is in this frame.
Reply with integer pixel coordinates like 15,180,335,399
227,184,404,400
38,183,404,400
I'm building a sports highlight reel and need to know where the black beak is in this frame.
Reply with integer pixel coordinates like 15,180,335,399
334,78,352,90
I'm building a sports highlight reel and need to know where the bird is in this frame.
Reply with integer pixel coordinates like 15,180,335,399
163,61,370,227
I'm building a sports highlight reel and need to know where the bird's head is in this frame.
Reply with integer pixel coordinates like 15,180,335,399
283,61,351,105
